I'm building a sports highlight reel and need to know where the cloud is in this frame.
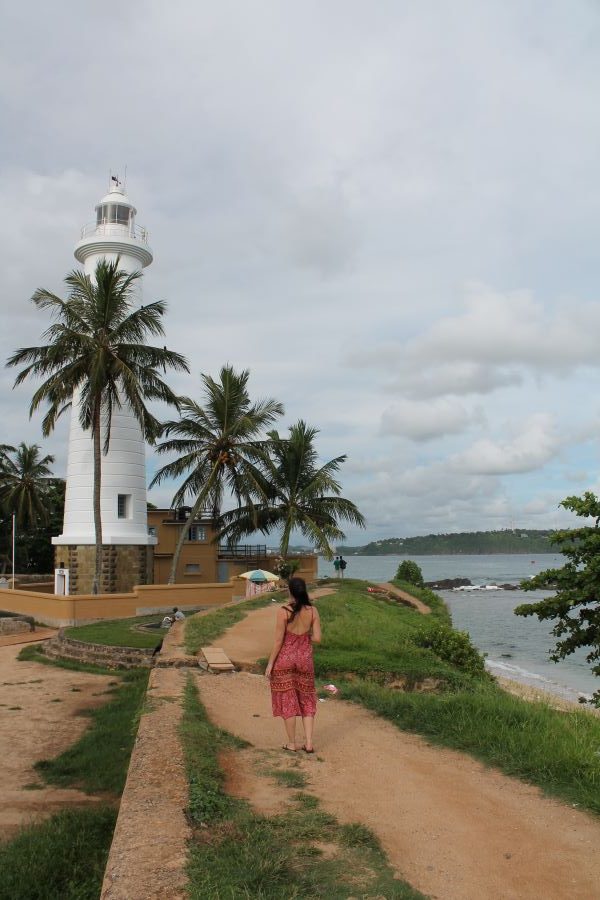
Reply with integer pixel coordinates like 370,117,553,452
451,414,561,475
380,397,478,441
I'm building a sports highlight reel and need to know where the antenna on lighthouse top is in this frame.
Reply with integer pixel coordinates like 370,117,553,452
108,170,123,193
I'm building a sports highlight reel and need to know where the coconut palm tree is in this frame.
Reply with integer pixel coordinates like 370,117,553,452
149,365,284,583
0,443,55,528
7,257,189,592
217,419,366,558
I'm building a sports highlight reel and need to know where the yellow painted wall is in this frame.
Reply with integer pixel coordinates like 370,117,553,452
0,580,241,627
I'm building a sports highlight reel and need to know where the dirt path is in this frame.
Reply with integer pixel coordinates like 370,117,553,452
0,643,114,840
214,586,336,669
378,582,432,614
197,603,600,900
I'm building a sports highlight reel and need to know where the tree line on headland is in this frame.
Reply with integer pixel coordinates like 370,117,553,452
339,529,555,556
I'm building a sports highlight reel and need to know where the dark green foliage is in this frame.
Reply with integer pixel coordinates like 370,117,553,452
414,625,487,677
35,669,148,795
395,559,424,586
340,529,555,555
217,419,366,559
516,492,600,706
0,807,116,900
181,677,424,899
150,364,284,583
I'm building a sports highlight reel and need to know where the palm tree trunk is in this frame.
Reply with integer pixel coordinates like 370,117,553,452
92,402,103,594
167,463,221,584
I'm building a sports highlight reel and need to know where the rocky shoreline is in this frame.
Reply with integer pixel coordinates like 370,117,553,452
425,578,521,591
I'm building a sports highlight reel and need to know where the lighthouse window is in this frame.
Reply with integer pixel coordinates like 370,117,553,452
117,494,131,519
96,204,130,226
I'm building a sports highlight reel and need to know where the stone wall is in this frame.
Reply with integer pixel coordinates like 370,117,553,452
43,631,154,669
54,544,153,595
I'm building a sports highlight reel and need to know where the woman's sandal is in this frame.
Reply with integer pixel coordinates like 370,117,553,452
282,744,298,752
302,745,315,754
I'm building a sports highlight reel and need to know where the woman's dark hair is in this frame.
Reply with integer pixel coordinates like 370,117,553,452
287,576,311,621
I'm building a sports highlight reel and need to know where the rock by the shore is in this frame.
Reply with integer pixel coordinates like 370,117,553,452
425,578,472,590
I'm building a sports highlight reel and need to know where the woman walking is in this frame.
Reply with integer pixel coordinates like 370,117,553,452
265,577,321,753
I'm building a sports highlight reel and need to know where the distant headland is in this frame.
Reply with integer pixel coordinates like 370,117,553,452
338,529,556,556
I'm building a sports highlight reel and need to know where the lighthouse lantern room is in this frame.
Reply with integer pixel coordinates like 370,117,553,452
52,178,157,595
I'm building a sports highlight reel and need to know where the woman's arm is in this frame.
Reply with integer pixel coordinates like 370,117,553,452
265,608,288,677
311,608,322,644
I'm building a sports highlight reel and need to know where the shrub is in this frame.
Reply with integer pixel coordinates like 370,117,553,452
415,625,486,677
395,560,424,586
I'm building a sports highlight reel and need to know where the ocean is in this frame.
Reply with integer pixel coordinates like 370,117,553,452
317,553,597,702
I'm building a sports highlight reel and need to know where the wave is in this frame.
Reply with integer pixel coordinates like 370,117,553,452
486,657,592,702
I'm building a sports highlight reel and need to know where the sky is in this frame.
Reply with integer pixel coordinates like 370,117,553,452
2,1,600,544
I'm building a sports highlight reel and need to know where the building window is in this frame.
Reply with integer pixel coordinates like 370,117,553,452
187,525,206,542
148,526,157,537
117,494,131,519
185,564,200,574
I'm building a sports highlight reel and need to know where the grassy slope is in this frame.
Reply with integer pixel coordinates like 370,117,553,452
181,676,424,899
182,577,600,816
314,584,600,816
0,659,149,899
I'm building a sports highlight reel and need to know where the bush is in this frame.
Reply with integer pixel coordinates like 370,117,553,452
395,560,424,586
415,625,487,677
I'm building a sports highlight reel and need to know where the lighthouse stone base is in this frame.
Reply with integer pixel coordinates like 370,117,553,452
54,544,154,595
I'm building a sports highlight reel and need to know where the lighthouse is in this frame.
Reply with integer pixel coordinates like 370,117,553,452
52,179,157,594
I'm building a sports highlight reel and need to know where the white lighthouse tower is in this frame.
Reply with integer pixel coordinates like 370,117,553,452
53,179,157,594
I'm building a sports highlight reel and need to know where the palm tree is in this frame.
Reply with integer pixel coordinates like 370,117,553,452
218,420,366,558
7,257,189,592
0,443,55,529
149,365,284,583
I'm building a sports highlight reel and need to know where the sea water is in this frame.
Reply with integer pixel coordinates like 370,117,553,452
318,553,597,702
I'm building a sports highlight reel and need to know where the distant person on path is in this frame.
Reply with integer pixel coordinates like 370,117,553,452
333,556,341,577
265,577,322,753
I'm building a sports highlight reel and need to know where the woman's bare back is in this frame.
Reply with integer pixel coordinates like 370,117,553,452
283,605,315,636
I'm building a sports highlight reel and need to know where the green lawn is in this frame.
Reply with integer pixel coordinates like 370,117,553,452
64,614,169,649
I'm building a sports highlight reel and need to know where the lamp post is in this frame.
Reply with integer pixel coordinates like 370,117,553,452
11,513,15,590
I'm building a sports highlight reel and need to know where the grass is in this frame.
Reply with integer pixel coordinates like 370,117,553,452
180,676,424,899
63,614,168,649
314,580,478,689
314,582,600,816
0,807,117,900
0,655,149,898
34,668,149,795
185,592,284,654
392,578,452,623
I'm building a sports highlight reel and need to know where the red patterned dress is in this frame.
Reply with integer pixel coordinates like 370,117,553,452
270,607,317,719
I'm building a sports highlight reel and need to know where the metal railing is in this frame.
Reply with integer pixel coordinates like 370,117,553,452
79,222,150,244
218,544,267,559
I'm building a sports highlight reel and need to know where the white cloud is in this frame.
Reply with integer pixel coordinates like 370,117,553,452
3,3,600,540
451,414,561,475
380,397,478,441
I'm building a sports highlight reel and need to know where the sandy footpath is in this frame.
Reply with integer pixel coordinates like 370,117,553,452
0,643,114,839
198,601,600,900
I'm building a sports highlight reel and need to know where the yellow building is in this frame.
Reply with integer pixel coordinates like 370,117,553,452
147,508,318,584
